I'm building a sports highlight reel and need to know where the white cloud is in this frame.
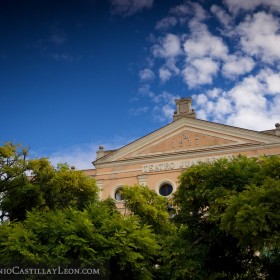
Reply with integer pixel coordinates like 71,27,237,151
139,68,155,81
222,55,255,78
193,70,280,130
152,33,182,58
158,58,180,83
210,4,233,30
193,89,233,122
226,108,276,130
159,67,172,82
237,12,280,63
170,2,206,21
48,145,98,170
151,91,180,122
110,0,153,16
228,76,267,110
155,17,177,30
46,138,131,170
224,0,280,14
195,93,208,105
180,18,228,88
182,58,219,88
183,22,228,60
137,0,280,130
150,2,228,89
265,73,280,94
137,88,180,122
138,84,155,99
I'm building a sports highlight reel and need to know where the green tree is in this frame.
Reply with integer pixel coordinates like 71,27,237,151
121,185,201,280
0,143,161,279
173,155,280,279
1,158,98,221
221,178,280,250
0,142,28,194
121,185,169,233
0,201,160,279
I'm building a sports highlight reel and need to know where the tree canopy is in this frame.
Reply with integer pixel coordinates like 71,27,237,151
1,142,280,279
174,155,280,279
0,143,162,279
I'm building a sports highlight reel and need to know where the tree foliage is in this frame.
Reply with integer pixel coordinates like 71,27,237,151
1,156,98,221
1,142,280,279
121,185,170,233
0,142,28,194
174,155,280,279
0,144,161,279
0,201,160,279
121,185,199,280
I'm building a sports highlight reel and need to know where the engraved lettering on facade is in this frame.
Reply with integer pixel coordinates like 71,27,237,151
142,155,234,173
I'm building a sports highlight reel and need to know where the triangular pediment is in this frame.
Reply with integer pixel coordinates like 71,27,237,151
94,118,280,165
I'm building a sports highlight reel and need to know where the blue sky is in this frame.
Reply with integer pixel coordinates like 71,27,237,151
1,0,280,169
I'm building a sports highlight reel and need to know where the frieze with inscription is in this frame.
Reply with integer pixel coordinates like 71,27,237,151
142,155,233,173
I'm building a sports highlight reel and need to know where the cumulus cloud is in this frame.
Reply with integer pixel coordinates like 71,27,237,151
151,33,182,58
135,0,280,129
237,12,280,63
224,0,280,14
138,84,155,99
170,1,206,22
110,0,153,16
265,73,280,94
158,58,180,83
183,22,228,60
182,58,219,88
155,16,177,30
152,91,180,122
181,19,228,87
137,85,180,122
222,55,255,78
159,67,172,82
139,68,155,81
193,70,280,130
210,4,233,30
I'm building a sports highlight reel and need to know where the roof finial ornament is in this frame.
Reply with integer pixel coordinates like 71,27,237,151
96,146,105,159
173,97,196,121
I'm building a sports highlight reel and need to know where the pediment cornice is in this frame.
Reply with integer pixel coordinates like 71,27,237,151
93,118,280,167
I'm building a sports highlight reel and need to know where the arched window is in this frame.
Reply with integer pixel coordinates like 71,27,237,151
114,187,123,201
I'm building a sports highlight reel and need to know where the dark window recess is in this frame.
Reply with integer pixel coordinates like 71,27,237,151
159,184,173,196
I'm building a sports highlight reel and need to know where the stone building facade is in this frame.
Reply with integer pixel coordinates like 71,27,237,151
83,98,280,208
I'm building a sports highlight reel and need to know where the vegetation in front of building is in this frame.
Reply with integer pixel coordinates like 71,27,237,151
0,142,279,279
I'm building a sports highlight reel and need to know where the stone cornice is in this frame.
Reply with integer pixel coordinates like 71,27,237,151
94,142,280,169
